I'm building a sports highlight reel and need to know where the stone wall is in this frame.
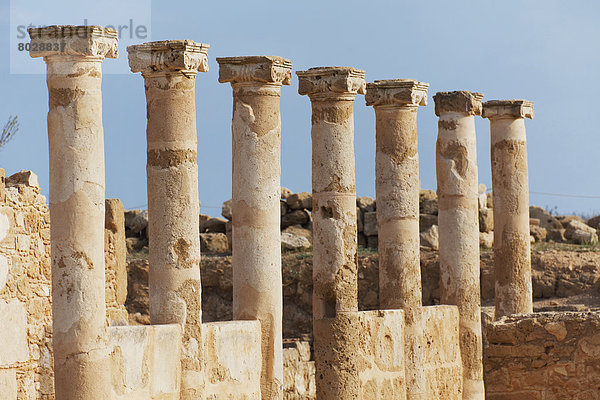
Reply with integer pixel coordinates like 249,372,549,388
483,311,600,399
105,199,128,326
0,169,53,399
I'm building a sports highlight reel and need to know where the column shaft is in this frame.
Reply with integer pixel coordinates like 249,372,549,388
484,100,534,319
218,56,292,399
232,83,283,398
435,91,485,400
298,66,365,400
129,40,209,399
375,106,421,313
366,78,429,400
29,25,118,399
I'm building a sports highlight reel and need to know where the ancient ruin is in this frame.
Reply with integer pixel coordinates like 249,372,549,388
434,91,486,399
483,100,535,319
217,55,292,399
0,22,597,399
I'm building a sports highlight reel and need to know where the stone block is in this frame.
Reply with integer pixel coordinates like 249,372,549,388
479,207,494,233
356,196,375,213
357,310,406,399
287,192,312,211
202,320,262,399
0,299,28,366
200,233,229,254
0,368,17,400
363,211,378,237
5,170,39,188
422,305,462,399
419,213,438,232
107,324,182,399
283,340,316,399
222,198,232,220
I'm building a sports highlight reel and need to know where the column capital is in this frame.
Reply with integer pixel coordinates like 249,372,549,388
217,56,292,86
482,100,534,119
365,79,428,108
28,25,118,59
127,40,209,76
433,90,484,116
297,67,366,101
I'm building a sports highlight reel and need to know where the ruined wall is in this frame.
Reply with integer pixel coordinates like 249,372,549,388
484,311,600,399
0,169,53,399
105,199,128,326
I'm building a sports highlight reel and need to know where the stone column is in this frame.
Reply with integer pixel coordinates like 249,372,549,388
29,25,118,399
434,91,485,399
483,100,534,319
366,79,428,399
297,67,365,399
128,40,209,399
217,56,292,399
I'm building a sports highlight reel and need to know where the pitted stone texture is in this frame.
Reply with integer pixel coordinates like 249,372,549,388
299,65,363,399
108,324,182,399
297,67,366,101
30,25,116,399
484,311,600,399
358,310,407,400
29,25,118,59
217,55,292,85
433,91,483,116
484,100,534,319
422,306,463,399
367,79,429,399
129,39,206,400
435,90,485,400
128,40,209,74
105,199,128,326
202,320,262,399
219,55,289,399
482,99,534,119
365,79,428,107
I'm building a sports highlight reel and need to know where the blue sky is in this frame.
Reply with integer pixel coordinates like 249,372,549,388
1,0,599,217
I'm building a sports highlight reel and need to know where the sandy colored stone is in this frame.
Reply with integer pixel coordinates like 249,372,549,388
107,324,182,399
29,24,118,399
483,99,534,319
202,320,262,399
434,90,485,399
128,39,208,399
297,66,364,399
105,199,128,326
0,369,17,400
366,79,430,400
484,311,600,399
218,55,292,400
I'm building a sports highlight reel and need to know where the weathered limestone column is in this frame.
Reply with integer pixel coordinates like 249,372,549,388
28,25,117,399
217,56,292,399
434,91,485,399
483,100,534,319
297,67,365,399
128,40,209,399
366,79,428,399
